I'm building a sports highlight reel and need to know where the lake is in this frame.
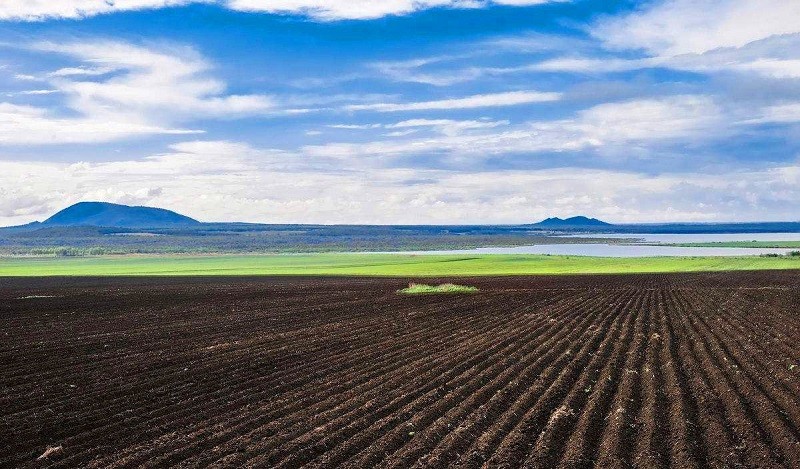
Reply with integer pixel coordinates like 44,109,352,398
560,233,800,243
375,233,800,257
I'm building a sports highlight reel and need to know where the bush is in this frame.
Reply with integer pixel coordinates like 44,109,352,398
399,283,479,295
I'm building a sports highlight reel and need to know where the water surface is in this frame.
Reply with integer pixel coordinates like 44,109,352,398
560,233,800,243
378,244,792,257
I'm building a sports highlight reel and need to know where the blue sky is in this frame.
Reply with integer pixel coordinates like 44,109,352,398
0,0,799,225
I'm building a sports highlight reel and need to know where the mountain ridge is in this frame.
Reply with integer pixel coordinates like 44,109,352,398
533,216,612,227
41,202,199,228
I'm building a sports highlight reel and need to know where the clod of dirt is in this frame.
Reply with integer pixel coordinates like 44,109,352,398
37,446,63,460
545,405,575,429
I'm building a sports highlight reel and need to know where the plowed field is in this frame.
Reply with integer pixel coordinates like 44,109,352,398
2,272,800,468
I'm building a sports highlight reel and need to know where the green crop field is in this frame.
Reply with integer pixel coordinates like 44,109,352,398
2,253,800,277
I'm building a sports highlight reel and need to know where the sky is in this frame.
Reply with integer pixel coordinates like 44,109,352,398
0,0,799,225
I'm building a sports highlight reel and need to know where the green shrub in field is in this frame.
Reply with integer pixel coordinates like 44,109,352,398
790,251,800,257
399,283,479,294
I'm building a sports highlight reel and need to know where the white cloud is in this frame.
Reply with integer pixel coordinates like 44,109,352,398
343,91,561,112
0,40,276,144
660,33,800,81
0,0,566,21
594,0,800,56
35,41,275,118
369,56,487,86
372,59,635,86
0,103,199,145
85,140,269,175
328,124,383,130
567,95,722,143
0,0,198,21
746,103,800,124
493,5,800,83
48,66,115,77
18,90,59,96
367,33,591,86
308,96,723,159
227,0,469,20
1,139,798,226
380,17,800,85
733,59,800,79
530,57,656,73
528,46,800,80
327,118,508,136
388,118,509,136
384,130,419,137
492,0,563,5
226,0,567,21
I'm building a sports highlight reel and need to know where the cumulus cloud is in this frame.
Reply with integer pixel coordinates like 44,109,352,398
0,0,566,21
0,40,276,144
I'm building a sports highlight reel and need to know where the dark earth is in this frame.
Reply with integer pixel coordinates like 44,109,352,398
2,272,800,468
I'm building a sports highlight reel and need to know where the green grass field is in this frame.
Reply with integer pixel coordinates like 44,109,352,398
2,253,800,277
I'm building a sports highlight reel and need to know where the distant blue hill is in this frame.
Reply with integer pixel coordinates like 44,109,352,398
532,216,613,228
41,202,200,228
1,205,799,237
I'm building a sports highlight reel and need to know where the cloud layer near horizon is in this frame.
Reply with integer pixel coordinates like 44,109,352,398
3,140,798,226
